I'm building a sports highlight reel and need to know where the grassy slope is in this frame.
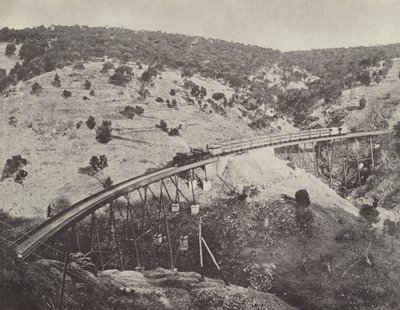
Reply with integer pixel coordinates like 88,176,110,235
0,60,253,218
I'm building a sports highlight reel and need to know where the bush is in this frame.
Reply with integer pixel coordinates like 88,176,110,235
52,73,61,87
1,155,28,185
359,97,366,109
5,43,16,56
86,116,96,130
212,92,226,101
168,127,180,136
120,105,136,119
360,70,371,86
101,61,114,71
156,97,164,102
89,90,95,96
89,155,108,172
82,96,89,100
156,120,169,132
73,62,85,70
83,80,91,90
30,82,43,95
134,105,144,115
62,90,72,98
109,66,133,86
95,120,113,143
103,176,113,189
295,189,310,208
140,66,157,82
169,89,176,96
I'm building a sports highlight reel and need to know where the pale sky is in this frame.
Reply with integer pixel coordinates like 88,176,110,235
1,0,400,51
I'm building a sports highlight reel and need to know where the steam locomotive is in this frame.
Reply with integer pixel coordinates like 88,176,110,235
172,127,346,166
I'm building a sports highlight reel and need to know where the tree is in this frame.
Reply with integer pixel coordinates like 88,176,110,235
169,89,176,96
295,189,310,208
134,105,144,115
30,82,43,95
103,176,113,189
212,92,225,101
86,116,96,130
89,155,108,172
62,90,72,98
120,106,135,119
95,120,113,143
359,97,366,109
156,120,168,132
83,80,91,90
360,70,371,86
295,189,313,237
89,90,95,96
5,43,16,56
1,155,28,185
52,73,61,87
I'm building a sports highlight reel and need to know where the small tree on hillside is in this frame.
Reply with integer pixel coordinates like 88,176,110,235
1,155,28,185
89,155,108,172
5,43,16,56
86,116,96,130
83,80,91,90
52,73,61,87
30,82,43,95
95,120,113,143
62,90,72,98
359,97,366,109
360,70,371,86
295,189,314,237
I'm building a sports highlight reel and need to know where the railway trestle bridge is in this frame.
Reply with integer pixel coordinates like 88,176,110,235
10,128,391,273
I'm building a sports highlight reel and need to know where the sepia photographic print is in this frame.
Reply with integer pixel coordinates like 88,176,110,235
1,0,400,309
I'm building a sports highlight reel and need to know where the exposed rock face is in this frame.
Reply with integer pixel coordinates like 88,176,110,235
100,268,296,310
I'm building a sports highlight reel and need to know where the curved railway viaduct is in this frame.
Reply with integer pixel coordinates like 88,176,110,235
13,128,391,263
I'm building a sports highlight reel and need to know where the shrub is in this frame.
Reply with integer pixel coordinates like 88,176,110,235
168,127,180,136
86,116,96,130
295,189,310,208
360,70,371,86
62,90,72,98
82,96,89,100
95,120,113,143
89,90,95,96
52,73,61,87
83,80,91,90
140,66,157,82
134,105,144,115
1,155,28,185
169,89,176,96
103,176,113,189
5,43,16,56
73,62,85,70
89,155,108,172
101,61,114,71
30,82,43,95
359,204,380,224
120,105,136,119
156,97,164,102
8,116,17,127
109,66,133,86
76,120,83,129
295,189,313,237
359,97,366,109
156,120,168,132
212,92,225,101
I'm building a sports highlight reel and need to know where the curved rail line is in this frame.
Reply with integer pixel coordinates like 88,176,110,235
14,129,391,259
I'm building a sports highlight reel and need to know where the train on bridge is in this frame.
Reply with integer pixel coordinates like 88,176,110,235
172,127,346,166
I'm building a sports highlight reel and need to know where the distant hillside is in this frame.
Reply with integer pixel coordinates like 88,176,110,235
1,26,400,127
